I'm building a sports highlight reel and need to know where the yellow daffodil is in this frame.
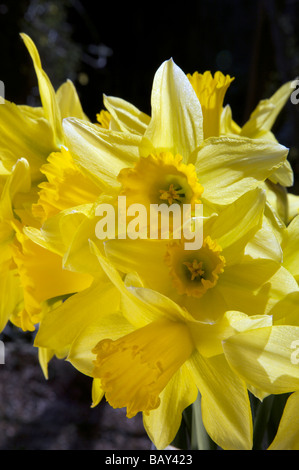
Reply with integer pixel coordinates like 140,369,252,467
0,34,96,334
34,245,252,450
35,244,299,450
46,58,290,281
63,59,288,211
220,78,297,228
186,71,295,227
0,157,93,333
103,189,298,322
6,35,298,451
220,79,294,188
0,33,88,183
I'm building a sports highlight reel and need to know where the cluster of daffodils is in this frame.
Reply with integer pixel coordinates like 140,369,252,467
1,34,299,450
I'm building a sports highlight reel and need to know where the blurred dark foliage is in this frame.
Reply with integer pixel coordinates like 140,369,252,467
0,0,298,193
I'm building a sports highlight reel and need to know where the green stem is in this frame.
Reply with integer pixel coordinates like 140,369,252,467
171,415,189,450
253,395,275,450
191,393,216,450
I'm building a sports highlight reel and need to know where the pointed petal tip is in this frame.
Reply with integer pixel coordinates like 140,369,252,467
19,32,28,41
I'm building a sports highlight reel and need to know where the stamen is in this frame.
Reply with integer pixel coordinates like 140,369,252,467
183,259,205,281
159,184,185,205
117,152,203,208
165,236,226,298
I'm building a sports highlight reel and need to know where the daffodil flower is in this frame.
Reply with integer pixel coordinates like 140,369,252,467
220,79,295,188
0,157,93,333
7,36,298,451
63,59,288,211
0,34,88,183
0,34,96,333
34,244,254,450
35,243,299,450
50,58,290,280
187,69,296,226
103,188,298,322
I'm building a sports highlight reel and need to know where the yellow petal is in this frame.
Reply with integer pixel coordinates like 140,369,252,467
103,95,150,135
122,283,195,327
0,158,31,221
91,378,105,408
68,312,134,376
96,109,112,129
239,81,295,187
220,104,241,135
61,197,116,276
92,239,189,325
223,326,299,395
35,279,120,353
104,238,173,299
207,188,266,264
268,160,293,187
281,214,299,282
145,59,204,159
268,392,299,450
193,136,288,204
0,101,56,183
287,192,299,223
64,212,106,276
269,291,299,326
0,264,23,333
218,258,298,316
20,33,63,146
190,310,272,358
56,79,89,121
245,216,283,263
240,81,295,139
24,203,92,258
38,347,55,379
143,364,198,449
63,118,143,191
187,352,252,450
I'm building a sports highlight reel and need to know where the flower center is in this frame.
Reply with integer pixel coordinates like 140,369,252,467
117,152,203,208
165,236,226,298
159,183,185,205
183,259,205,281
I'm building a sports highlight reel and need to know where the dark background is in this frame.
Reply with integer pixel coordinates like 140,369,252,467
0,0,299,450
